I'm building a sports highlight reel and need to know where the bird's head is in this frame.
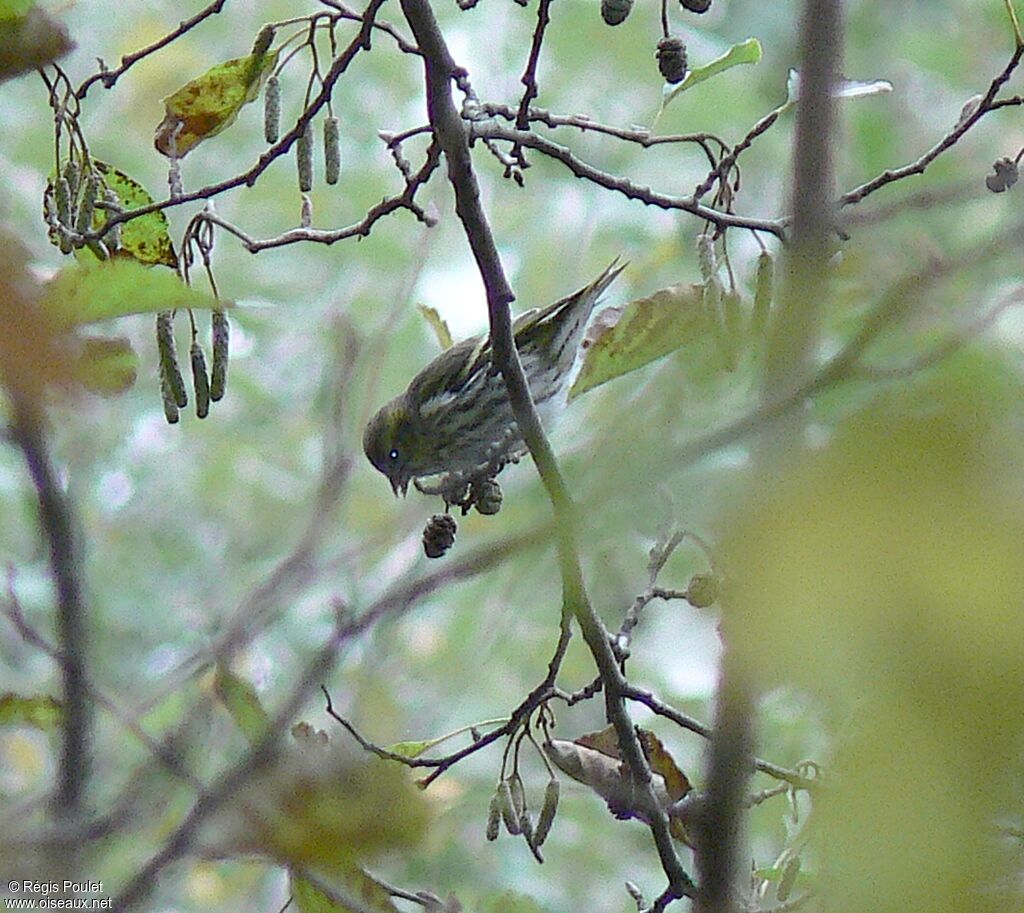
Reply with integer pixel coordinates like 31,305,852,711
363,397,417,496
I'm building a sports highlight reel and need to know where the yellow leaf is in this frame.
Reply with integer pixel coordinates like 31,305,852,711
154,49,279,158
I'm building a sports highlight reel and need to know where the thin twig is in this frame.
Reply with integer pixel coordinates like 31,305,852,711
197,141,441,252
839,44,1024,208
512,0,555,167
112,618,345,909
76,0,228,99
471,121,784,238
82,0,390,240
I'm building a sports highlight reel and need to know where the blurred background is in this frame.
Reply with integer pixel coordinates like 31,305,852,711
1,1,1023,911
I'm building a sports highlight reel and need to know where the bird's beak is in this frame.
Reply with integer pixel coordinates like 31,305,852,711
390,476,410,497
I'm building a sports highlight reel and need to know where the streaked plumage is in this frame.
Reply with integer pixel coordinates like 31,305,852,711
364,261,625,495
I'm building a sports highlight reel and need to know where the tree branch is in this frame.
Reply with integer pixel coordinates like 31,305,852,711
471,121,784,238
398,0,695,900
11,404,90,839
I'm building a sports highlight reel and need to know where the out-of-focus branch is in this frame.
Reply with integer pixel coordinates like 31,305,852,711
397,0,695,901
111,605,354,911
2,575,201,792
10,405,89,842
694,4,844,913
670,217,1024,471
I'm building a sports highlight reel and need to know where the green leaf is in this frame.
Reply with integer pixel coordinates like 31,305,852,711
569,282,708,400
154,49,279,158
76,335,138,396
290,868,397,913
417,304,453,350
663,38,762,107
43,259,219,329
93,161,177,268
385,718,506,758
0,692,63,730
213,666,271,745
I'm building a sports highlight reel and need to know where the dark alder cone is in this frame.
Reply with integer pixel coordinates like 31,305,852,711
601,0,633,26
680,0,711,11
423,513,457,559
472,478,503,515
657,37,688,84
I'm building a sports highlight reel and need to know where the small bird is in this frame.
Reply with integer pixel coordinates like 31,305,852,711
364,261,625,496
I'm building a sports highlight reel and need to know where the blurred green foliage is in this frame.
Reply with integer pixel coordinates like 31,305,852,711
1,1,1023,911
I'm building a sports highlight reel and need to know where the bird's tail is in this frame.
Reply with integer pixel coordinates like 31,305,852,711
529,257,628,362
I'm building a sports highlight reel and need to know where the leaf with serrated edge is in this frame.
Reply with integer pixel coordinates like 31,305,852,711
93,161,177,268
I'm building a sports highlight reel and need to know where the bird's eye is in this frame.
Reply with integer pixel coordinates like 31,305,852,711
389,449,399,461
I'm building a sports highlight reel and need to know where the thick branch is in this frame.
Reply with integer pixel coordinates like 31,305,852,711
398,0,694,899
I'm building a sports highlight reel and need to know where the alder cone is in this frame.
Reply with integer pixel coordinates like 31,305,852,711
601,0,633,26
680,0,711,11
656,37,688,84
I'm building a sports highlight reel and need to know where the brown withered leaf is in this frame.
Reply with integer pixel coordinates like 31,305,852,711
548,727,694,844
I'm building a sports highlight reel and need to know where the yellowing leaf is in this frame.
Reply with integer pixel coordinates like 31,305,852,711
224,741,430,875
93,161,177,268
155,49,279,158
43,259,219,328
569,282,707,400
0,692,62,730
0,4,73,81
